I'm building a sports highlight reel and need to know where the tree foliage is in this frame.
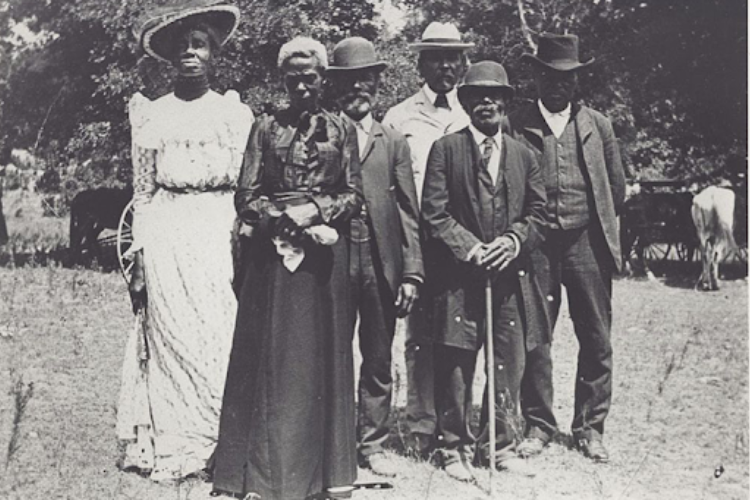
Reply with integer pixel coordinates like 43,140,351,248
0,0,745,191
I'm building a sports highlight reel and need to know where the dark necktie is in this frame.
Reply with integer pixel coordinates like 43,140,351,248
482,137,494,168
434,93,449,109
482,137,496,185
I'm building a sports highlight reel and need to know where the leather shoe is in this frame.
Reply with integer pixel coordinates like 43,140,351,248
517,437,548,458
444,460,475,482
496,456,536,477
364,452,398,477
440,449,475,483
576,437,610,463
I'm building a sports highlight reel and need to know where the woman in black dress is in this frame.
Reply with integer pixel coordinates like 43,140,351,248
212,36,362,500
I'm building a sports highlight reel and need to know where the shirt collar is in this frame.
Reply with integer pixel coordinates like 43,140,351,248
341,111,374,135
538,99,572,120
422,84,459,110
468,123,502,148
353,112,374,135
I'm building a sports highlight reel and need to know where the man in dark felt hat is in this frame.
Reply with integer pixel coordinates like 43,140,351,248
381,21,473,457
421,61,549,481
507,33,626,462
327,37,424,477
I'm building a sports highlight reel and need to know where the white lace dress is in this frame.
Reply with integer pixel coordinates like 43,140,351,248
116,90,254,481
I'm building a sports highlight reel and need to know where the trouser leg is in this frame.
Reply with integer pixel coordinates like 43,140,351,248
561,226,614,439
476,287,526,462
520,237,562,440
404,308,436,436
433,344,476,451
356,240,397,457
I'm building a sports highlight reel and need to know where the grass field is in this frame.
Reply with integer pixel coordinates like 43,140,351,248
0,264,747,500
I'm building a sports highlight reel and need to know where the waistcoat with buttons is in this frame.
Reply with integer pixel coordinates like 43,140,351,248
544,119,594,229
476,140,508,243
475,141,518,295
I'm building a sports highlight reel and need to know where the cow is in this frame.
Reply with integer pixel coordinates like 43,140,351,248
691,185,741,291
69,187,132,268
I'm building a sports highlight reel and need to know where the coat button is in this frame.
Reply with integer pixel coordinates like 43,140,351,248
455,316,462,323
547,294,554,302
509,320,516,326
518,270,526,277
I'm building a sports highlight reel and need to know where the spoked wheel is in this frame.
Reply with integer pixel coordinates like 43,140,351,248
675,242,697,262
643,243,670,262
737,246,748,265
117,199,135,283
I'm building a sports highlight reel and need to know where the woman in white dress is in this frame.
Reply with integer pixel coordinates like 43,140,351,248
116,0,254,482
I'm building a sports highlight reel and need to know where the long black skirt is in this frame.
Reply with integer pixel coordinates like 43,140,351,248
213,234,357,500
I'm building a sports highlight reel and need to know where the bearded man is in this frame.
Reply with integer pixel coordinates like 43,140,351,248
328,37,424,477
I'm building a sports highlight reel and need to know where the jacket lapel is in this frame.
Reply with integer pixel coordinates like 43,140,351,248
521,104,548,147
458,128,485,241
360,121,381,164
574,105,596,180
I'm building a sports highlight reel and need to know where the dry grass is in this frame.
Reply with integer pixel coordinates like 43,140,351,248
1,190,69,265
0,265,747,500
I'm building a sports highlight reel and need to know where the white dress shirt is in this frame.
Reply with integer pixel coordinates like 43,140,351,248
538,100,572,139
468,124,503,185
351,112,374,161
422,84,460,114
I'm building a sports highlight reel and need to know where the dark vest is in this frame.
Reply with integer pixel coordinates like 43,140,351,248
543,120,593,229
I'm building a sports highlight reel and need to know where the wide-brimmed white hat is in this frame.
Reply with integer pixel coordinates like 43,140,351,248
136,0,240,62
409,22,475,52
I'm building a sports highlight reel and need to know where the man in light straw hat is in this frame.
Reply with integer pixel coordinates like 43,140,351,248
421,60,548,481
507,33,625,463
327,37,423,478
382,21,473,457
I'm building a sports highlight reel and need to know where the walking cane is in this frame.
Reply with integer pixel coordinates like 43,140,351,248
485,277,496,495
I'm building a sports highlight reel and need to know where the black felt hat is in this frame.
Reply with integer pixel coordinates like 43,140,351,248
521,33,595,72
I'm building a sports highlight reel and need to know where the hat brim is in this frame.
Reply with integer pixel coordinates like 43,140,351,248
326,62,388,74
521,53,595,72
409,42,475,52
142,5,240,62
458,83,515,99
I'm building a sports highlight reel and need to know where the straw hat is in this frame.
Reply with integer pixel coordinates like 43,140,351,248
409,22,475,52
136,0,240,62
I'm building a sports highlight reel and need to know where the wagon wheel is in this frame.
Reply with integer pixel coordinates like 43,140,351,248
117,199,135,283
675,242,696,262
738,246,748,264
643,243,670,262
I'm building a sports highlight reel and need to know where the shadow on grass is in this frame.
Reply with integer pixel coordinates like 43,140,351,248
618,259,747,289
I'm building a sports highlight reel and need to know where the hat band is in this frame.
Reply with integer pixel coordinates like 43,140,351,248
420,37,465,44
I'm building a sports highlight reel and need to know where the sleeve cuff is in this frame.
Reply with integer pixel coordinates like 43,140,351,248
506,233,521,258
403,275,424,286
466,242,484,262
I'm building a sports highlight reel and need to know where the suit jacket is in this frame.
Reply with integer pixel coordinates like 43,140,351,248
383,87,470,201
358,119,424,295
507,103,626,271
421,127,550,351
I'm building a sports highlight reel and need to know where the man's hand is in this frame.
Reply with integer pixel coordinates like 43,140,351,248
395,282,420,318
480,235,517,272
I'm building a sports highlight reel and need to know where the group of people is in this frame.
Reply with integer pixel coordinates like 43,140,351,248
115,1,625,499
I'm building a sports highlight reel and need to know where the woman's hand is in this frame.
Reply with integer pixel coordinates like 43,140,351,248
129,251,147,314
284,203,321,228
